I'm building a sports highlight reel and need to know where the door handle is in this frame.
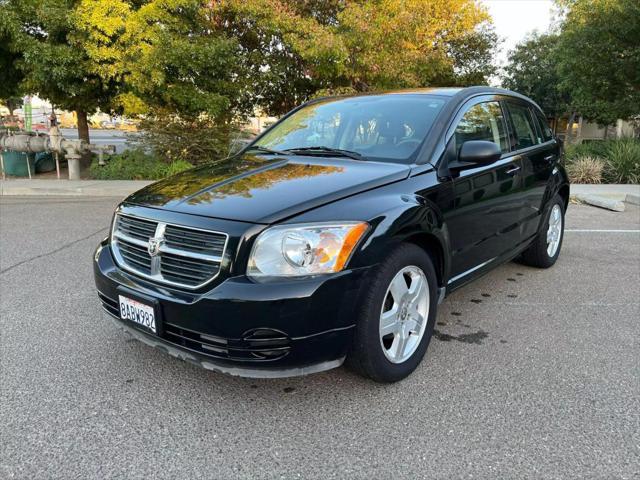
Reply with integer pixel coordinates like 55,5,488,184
544,154,557,162
505,166,521,176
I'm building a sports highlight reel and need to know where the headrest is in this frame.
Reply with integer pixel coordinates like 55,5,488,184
378,120,405,140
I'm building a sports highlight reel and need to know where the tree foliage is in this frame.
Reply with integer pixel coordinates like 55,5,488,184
502,33,569,119
555,0,640,125
75,0,250,119
502,0,639,126
1,0,498,142
0,25,24,110
333,0,496,90
0,0,121,140
214,0,497,114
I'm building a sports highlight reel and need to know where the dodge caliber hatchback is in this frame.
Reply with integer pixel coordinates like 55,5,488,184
94,87,569,382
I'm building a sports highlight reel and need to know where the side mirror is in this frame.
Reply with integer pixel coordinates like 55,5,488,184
458,140,502,166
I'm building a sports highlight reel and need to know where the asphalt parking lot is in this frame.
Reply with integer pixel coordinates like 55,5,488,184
1,196,638,479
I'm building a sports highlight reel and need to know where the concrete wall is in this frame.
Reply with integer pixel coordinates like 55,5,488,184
578,117,638,141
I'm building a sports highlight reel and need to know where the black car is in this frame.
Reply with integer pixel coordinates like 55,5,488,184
94,87,569,382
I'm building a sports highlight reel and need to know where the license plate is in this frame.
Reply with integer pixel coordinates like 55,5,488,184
119,295,156,333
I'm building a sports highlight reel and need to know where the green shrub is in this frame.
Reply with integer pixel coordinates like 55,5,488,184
565,138,640,184
603,138,640,184
89,149,192,180
565,156,604,184
564,140,610,162
130,115,250,165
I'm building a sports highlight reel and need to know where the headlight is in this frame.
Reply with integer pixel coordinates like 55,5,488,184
247,222,369,278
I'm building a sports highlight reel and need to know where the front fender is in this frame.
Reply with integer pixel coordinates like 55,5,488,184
284,179,451,285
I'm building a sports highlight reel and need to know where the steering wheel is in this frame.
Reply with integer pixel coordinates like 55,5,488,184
395,138,421,149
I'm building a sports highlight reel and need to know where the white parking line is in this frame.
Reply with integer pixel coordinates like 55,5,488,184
565,229,640,233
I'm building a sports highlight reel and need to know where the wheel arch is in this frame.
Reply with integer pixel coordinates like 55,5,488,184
402,233,446,289
558,183,570,210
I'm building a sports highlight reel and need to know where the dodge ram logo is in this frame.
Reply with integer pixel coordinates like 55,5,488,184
148,237,162,257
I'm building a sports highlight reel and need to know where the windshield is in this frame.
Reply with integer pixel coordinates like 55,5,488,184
254,94,447,163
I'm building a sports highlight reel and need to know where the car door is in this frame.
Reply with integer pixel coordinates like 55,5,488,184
503,100,559,239
444,97,524,281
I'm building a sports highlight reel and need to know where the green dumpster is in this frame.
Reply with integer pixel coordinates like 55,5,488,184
1,151,36,177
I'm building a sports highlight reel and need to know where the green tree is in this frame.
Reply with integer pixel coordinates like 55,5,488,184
0,36,23,118
213,0,497,114
334,0,497,90
76,0,251,120
211,0,348,115
0,0,122,144
502,33,570,125
3,0,499,147
555,0,640,125
0,17,24,116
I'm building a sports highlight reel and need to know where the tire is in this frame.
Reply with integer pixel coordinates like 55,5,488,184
520,193,565,268
346,243,438,383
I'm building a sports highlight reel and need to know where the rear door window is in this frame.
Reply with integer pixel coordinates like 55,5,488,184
506,102,540,150
533,110,554,142
453,101,509,153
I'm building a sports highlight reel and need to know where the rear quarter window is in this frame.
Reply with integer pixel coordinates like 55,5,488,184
534,110,554,142
506,102,540,150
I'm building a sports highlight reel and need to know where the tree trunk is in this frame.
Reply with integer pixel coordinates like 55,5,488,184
75,109,92,170
76,109,90,143
565,111,576,144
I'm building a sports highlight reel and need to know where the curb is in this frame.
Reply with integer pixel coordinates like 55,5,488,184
573,194,625,212
0,180,153,197
626,193,640,206
569,192,639,212
1,180,639,203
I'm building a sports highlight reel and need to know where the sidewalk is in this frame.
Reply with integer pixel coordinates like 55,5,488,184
0,179,153,197
0,178,638,202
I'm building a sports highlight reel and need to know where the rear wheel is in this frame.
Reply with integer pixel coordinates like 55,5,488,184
347,243,438,383
520,194,565,268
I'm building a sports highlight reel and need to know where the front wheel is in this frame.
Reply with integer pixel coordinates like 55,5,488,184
520,193,565,268
346,243,438,383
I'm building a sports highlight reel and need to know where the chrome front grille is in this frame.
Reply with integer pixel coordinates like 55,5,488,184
111,213,228,289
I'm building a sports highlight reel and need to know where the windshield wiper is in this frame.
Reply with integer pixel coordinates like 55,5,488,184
244,145,287,156
283,146,365,161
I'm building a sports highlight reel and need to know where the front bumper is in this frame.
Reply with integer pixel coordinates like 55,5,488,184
94,240,372,378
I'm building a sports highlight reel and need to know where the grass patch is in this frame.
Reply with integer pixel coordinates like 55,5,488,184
89,149,192,180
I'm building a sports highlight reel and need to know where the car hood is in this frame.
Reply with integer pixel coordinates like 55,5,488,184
125,153,410,224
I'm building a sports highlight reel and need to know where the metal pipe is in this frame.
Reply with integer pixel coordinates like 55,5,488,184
0,127,115,180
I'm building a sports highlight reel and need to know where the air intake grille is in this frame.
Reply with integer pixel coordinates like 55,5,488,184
163,324,291,361
111,214,228,289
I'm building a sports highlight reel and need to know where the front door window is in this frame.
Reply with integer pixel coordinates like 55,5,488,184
453,102,509,153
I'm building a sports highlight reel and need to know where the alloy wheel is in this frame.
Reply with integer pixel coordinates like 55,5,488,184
546,204,563,257
379,266,430,364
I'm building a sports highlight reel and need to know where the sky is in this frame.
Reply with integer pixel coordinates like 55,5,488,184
482,0,555,71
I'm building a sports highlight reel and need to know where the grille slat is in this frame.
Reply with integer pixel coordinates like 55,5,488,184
118,242,152,264
117,216,156,240
162,261,216,275
162,254,219,272
164,225,226,256
111,214,227,289
160,268,210,284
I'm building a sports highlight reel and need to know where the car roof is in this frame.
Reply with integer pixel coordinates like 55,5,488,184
311,86,540,110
